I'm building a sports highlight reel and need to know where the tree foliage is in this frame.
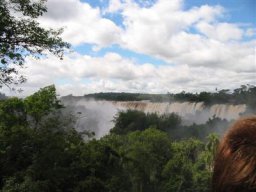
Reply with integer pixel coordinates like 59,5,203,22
0,0,69,88
0,85,222,192
24,85,62,125
111,110,181,135
111,109,228,141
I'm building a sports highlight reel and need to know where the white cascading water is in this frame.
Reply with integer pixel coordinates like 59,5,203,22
113,101,246,123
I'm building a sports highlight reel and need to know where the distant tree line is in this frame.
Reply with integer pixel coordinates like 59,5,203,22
84,84,256,109
84,92,170,102
172,85,256,107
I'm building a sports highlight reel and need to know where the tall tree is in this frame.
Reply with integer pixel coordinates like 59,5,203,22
0,0,69,88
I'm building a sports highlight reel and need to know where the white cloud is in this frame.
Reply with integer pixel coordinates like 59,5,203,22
39,0,122,46
3,52,255,96
37,0,254,72
196,22,243,41
110,0,255,72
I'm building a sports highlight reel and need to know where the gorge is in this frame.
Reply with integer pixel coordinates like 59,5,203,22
61,96,249,139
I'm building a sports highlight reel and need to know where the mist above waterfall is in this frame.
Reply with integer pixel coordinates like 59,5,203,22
61,97,119,139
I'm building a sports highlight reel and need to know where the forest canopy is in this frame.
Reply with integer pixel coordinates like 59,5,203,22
0,85,220,192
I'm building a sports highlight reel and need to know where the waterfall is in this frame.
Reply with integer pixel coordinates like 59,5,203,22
62,97,248,138
113,101,246,123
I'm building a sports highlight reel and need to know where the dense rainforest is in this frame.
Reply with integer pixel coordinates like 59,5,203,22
0,85,223,192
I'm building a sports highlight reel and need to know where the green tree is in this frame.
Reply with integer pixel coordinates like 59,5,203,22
24,85,62,126
111,110,181,135
107,128,172,192
204,133,219,171
162,139,211,192
0,0,69,87
0,85,84,191
76,140,131,192
0,97,26,128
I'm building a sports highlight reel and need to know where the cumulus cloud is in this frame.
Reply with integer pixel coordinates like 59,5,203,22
3,51,254,96
2,0,255,96
196,22,243,41
39,0,122,46
37,0,254,72
115,0,255,71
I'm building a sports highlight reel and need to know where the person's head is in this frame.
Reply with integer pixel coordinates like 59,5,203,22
212,116,256,192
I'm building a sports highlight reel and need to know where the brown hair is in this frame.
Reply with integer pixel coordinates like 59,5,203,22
212,116,256,192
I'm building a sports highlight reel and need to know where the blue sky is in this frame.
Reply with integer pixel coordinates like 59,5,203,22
4,0,255,96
